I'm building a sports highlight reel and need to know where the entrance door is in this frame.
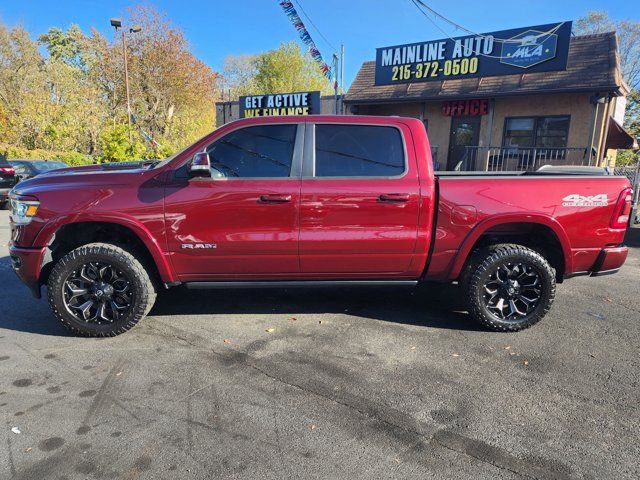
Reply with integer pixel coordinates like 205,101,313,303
447,116,481,170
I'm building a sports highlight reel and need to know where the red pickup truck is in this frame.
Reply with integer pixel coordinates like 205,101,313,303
8,115,632,336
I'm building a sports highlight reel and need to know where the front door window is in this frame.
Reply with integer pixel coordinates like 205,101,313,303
205,124,297,178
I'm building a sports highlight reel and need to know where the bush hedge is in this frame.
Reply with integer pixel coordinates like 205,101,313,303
0,144,94,166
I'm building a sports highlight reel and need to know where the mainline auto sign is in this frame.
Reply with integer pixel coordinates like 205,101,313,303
374,22,571,86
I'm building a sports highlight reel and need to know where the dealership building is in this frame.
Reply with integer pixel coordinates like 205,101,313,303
216,24,636,171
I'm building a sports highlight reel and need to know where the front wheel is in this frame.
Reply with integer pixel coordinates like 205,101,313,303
47,243,156,337
463,244,556,332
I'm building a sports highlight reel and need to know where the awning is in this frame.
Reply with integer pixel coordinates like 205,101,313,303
606,117,638,150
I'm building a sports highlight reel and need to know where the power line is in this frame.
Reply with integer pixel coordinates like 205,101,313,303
411,0,481,37
292,0,338,53
408,0,564,60
409,0,564,50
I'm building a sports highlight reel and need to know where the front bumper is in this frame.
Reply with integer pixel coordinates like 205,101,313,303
590,246,628,277
9,245,47,298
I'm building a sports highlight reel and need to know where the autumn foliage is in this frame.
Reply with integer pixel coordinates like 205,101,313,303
0,6,221,163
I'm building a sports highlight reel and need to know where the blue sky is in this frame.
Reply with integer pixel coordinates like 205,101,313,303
0,0,634,87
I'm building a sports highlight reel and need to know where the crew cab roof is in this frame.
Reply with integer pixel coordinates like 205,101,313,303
220,114,423,128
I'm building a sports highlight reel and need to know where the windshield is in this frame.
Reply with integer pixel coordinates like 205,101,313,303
32,161,67,172
149,128,221,170
148,147,188,170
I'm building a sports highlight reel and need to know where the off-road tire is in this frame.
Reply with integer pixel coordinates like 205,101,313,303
47,242,156,337
463,243,556,332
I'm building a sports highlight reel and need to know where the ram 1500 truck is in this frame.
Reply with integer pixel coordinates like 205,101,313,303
8,116,632,336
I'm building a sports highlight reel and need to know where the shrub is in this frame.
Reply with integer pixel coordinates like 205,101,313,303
99,124,147,163
0,143,94,166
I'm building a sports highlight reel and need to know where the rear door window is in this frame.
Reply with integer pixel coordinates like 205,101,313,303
314,124,405,177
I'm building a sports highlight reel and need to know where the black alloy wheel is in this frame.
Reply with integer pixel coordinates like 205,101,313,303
63,262,133,324
483,261,542,320
464,244,556,332
47,243,156,336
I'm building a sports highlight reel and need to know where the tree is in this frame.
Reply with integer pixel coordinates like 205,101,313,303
38,25,86,68
575,12,640,89
575,12,640,165
124,6,220,156
0,24,49,149
38,25,108,154
221,54,258,98
0,5,222,163
222,42,333,97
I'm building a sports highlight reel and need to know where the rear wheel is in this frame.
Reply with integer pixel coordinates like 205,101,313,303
463,244,556,332
47,243,156,336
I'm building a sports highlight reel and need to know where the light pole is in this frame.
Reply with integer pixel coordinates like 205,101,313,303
110,18,141,144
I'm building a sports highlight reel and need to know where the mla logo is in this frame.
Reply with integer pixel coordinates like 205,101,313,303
500,29,558,69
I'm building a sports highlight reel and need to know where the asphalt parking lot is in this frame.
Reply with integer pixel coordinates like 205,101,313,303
1,209,639,480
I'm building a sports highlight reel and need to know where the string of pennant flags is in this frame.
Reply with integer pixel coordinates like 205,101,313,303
130,113,160,149
278,1,333,80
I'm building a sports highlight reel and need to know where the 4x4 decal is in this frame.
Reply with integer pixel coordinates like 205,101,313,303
562,194,608,207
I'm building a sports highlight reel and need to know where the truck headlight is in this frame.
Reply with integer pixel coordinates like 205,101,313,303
10,196,40,225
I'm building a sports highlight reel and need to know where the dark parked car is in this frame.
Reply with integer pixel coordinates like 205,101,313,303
0,154,17,209
10,159,68,182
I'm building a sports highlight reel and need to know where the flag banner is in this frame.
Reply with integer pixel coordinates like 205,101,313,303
278,1,333,79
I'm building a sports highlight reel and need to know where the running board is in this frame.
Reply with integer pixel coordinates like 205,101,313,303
184,280,418,289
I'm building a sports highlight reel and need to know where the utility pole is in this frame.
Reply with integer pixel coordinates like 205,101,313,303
110,18,141,145
340,44,345,113
121,28,132,143
333,53,339,114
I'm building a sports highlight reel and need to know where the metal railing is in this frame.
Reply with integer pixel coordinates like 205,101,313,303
614,163,640,188
430,145,439,170
614,160,640,206
455,146,597,172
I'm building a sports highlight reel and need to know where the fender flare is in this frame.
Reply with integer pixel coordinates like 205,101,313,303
34,213,176,283
448,213,573,280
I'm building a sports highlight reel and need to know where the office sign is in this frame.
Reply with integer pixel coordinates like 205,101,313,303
239,91,321,118
441,99,489,116
374,22,571,86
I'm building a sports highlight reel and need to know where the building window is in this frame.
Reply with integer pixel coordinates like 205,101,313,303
503,116,570,150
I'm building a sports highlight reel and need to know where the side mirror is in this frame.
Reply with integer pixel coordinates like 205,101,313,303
189,152,211,178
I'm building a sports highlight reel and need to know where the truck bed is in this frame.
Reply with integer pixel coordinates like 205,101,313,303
426,174,630,281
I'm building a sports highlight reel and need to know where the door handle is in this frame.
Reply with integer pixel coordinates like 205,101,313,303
379,193,410,202
259,194,292,203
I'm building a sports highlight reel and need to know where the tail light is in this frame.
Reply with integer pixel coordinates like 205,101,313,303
611,187,633,229
0,166,15,175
